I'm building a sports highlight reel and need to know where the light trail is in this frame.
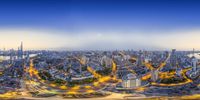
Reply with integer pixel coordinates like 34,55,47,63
141,73,151,81
159,71,175,79
87,67,102,78
0,91,18,99
144,63,154,70
181,94,200,99
151,80,192,87
135,86,148,92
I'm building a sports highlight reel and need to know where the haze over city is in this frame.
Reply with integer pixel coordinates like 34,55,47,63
1,0,200,50
1,0,200,100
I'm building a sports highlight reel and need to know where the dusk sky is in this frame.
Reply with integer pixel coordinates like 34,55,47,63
0,0,200,50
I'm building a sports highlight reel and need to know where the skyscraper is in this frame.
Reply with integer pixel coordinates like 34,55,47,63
151,69,159,82
17,42,23,59
170,49,177,68
191,49,198,73
137,50,144,67
101,55,112,68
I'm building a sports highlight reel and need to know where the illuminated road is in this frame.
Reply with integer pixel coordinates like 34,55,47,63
118,51,149,92
118,52,194,88
26,53,196,98
1,53,199,100
151,68,193,87
141,52,171,81
25,57,120,96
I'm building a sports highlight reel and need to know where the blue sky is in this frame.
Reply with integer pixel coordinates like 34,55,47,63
0,0,200,50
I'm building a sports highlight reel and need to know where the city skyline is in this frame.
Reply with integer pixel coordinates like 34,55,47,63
1,0,200,50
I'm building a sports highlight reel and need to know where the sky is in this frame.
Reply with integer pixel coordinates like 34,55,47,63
0,0,200,50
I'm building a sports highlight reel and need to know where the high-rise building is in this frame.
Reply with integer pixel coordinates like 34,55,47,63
17,42,23,59
121,73,141,88
79,63,82,74
25,52,30,67
101,55,112,67
81,55,89,65
165,51,169,58
176,63,182,76
20,42,23,58
170,49,177,68
137,50,144,67
191,49,198,73
151,69,159,82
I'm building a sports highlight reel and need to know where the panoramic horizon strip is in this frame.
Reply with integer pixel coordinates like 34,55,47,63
0,0,200,50
0,28,200,50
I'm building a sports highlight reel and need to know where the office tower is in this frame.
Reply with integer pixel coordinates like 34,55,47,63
67,63,72,82
101,55,112,67
17,42,23,59
20,42,23,59
151,69,159,82
137,50,144,67
81,55,89,65
165,51,169,58
170,49,177,68
176,62,182,76
21,42,23,52
192,57,198,74
79,63,82,74
25,52,30,67
191,49,198,73
63,60,68,72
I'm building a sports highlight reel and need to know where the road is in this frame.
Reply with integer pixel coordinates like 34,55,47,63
25,57,120,95
1,53,199,100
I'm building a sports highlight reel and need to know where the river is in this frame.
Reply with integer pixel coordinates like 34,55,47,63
0,54,38,60
188,53,200,59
